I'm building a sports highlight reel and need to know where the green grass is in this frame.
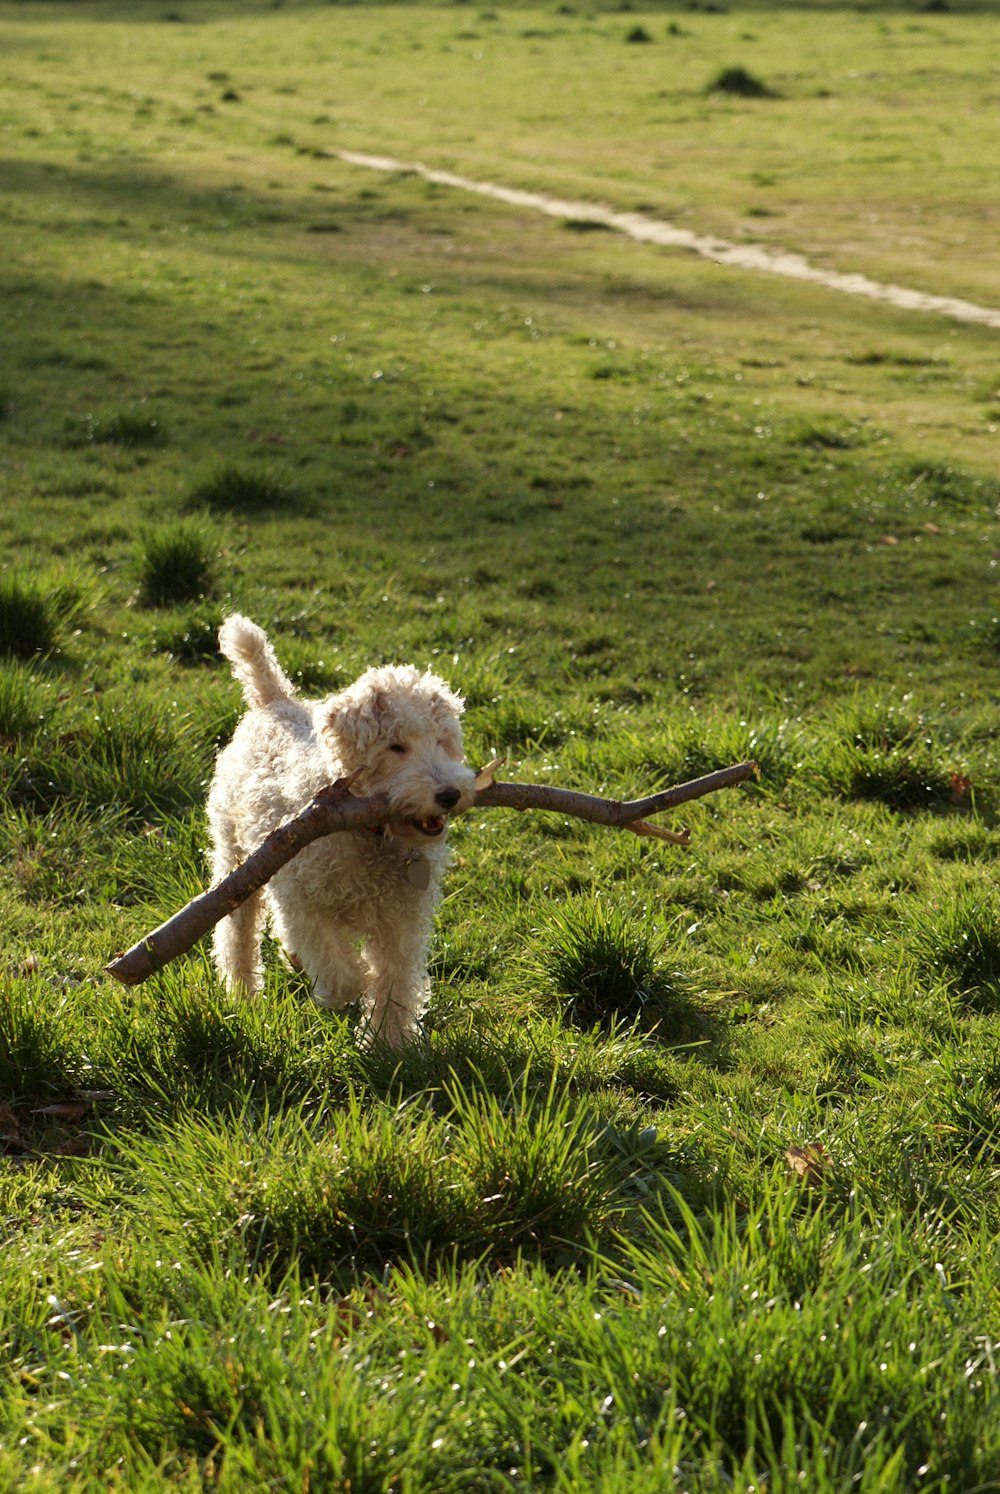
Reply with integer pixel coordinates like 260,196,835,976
66,407,167,451
0,571,85,659
138,520,220,607
3,1,1000,1488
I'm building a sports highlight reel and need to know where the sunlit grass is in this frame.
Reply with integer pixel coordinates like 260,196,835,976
2,2,1000,1488
0,659,48,736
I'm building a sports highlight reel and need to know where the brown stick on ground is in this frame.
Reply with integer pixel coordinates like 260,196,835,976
105,758,757,987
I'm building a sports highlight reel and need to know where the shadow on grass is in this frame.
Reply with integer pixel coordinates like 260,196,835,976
1,156,441,517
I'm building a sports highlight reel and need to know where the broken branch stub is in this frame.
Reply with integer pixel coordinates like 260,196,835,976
105,758,757,987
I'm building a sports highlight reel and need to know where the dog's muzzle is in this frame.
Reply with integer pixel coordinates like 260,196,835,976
379,784,470,842
413,788,462,837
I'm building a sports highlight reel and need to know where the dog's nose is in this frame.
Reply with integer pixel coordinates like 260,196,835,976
435,787,461,811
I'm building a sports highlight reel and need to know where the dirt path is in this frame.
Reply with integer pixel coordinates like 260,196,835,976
339,149,1000,333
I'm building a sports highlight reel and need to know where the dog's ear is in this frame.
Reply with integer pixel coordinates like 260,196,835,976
429,689,465,757
430,683,465,719
322,683,387,768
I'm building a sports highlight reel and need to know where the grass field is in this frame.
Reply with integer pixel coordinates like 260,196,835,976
3,1,1000,1488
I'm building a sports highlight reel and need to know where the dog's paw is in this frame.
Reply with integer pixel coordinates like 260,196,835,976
357,1012,423,1051
359,981,428,1048
310,979,363,1011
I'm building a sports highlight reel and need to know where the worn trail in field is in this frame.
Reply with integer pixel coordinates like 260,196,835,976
339,150,1000,333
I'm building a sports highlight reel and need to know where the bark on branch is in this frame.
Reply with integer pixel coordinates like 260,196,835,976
105,759,757,987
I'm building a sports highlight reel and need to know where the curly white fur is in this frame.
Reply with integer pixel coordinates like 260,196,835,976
207,614,476,1046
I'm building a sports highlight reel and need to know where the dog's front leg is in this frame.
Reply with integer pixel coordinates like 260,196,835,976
360,917,433,1047
269,901,366,1011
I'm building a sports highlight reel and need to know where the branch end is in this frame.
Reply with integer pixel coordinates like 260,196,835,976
474,755,505,792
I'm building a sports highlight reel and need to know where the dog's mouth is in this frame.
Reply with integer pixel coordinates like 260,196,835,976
413,814,446,838
385,814,448,841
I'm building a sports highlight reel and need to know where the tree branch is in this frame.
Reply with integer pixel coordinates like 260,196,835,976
474,759,757,838
105,759,757,987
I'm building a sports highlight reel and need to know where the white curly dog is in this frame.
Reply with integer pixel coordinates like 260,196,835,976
207,614,477,1046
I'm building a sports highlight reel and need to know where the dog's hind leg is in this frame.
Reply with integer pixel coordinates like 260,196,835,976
207,811,266,994
212,889,267,995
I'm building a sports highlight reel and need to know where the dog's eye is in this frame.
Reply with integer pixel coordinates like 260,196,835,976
388,743,408,755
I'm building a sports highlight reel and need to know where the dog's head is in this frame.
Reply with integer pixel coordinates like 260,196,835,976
321,665,477,843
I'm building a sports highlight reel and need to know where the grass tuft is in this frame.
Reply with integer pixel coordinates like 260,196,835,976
929,823,998,863
901,459,1000,513
188,464,299,515
0,573,82,659
0,980,81,1102
138,522,219,607
809,695,957,810
151,603,224,665
17,706,207,822
67,408,166,449
533,897,696,1034
707,65,779,99
166,978,331,1103
909,887,1000,1011
108,1067,624,1280
933,1044,1000,1157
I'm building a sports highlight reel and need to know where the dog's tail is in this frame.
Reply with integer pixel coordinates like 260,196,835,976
219,614,296,709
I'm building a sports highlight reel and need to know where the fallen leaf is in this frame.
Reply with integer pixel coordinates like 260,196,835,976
879,534,900,546
32,1101,90,1122
53,1135,92,1157
327,1294,376,1346
0,1102,25,1152
785,1142,830,1188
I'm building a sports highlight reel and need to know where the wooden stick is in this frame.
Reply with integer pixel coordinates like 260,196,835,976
106,774,377,987
105,759,757,987
474,759,756,827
